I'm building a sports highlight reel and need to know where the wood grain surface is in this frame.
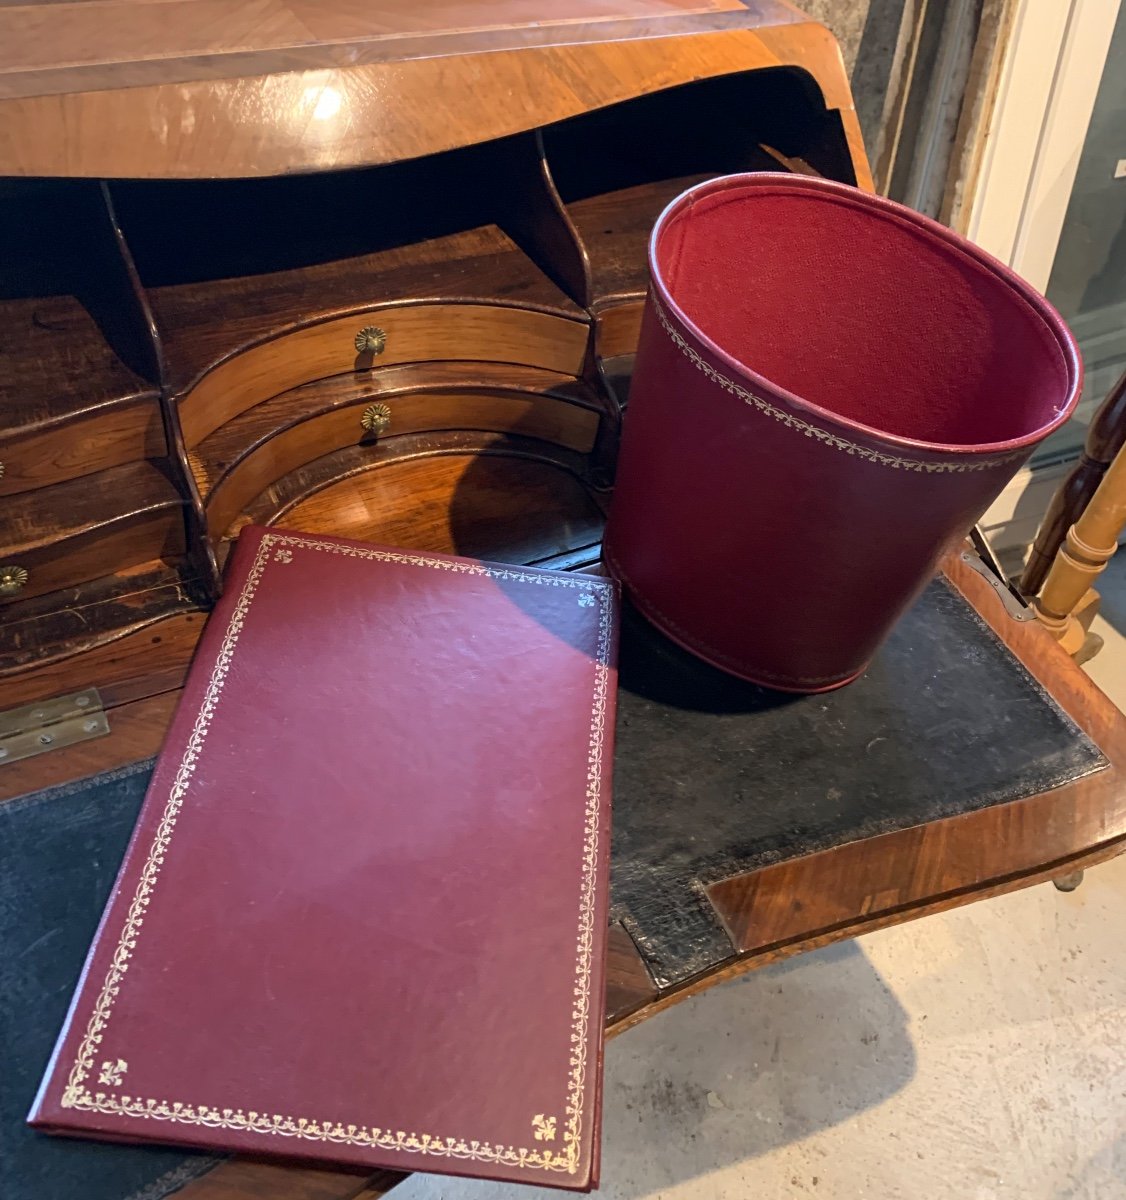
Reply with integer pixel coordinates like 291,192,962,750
0,4,871,687
595,303,646,361
113,161,588,392
0,690,177,804
542,82,803,304
0,1,768,94
0,183,159,432
207,392,600,537
608,551,1126,1031
0,396,166,497
176,304,590,448
0,460,177,556
0,462,187,605
568,178,709,306
192,364,601,491
0,608,205,709
194,366,603,534
0,564,205,678
169,1159,375,1200
270,449,608,564
0,22,862,180
229,429,599,534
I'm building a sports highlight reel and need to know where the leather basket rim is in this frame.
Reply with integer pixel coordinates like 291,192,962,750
647,172,1083,461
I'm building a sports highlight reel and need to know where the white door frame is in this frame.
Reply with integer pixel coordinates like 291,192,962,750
965,0,1121,288
962,0,1122,555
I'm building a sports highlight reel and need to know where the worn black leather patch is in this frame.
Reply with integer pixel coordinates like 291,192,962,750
0,762,222,1200
610,578,1107,987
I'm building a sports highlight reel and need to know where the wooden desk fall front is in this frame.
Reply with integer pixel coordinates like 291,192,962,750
2,5,1125,1200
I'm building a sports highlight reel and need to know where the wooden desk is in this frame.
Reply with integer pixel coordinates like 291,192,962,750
3,6,1123,1199
0,1,868,182
4,540,1126,1200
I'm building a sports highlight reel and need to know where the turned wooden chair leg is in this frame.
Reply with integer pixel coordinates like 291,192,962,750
1034,441,1126,653
1021,368,1126,598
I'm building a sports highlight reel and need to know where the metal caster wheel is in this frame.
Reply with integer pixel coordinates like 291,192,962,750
1052,869,1084,893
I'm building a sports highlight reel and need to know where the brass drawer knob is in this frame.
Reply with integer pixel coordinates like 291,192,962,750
360,403,392,436
354,326,387,356
0,565,28,595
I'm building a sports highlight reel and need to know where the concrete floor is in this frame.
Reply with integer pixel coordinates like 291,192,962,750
398,560,1126,1200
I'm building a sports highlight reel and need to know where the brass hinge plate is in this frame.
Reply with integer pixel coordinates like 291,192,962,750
959,550,1033,622
0,688,109,765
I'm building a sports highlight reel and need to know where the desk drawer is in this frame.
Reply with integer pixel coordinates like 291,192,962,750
203,387,601,538
178,304,590,448
595,301,644,360
0,462,185,606
0,396,166,496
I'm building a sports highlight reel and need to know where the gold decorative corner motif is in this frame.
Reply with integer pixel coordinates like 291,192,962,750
274,549,293,563
354,326,387,356
361,403,392,436
578,592,595,608
0,565,28,595
99,1059,127,1087
532,1114,557,1141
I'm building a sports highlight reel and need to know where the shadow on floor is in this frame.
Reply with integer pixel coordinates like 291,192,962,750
396,940,915,1200
597,941,915,1198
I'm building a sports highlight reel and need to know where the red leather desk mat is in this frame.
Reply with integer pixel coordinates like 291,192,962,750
30,527,618,1191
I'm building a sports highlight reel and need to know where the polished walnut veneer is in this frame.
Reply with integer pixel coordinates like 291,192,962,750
0,3,868,182
0,1,866,681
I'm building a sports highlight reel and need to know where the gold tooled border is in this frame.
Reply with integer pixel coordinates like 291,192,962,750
651,299,1026,474
61,531,614,1177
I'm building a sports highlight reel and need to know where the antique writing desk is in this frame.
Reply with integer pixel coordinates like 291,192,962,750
1,4,1124,1199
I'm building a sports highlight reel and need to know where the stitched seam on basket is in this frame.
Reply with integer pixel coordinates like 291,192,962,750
651,301,1025,474
605,548,857,687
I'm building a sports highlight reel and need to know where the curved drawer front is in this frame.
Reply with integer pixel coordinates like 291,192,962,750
204,389,601,538
0,398,166,496
0,512,185,606
595,300,645,361
179,304,591,448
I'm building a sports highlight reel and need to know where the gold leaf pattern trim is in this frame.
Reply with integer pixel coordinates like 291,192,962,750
61,532,614,1177
651,299,1025,474
98,1059,127,1087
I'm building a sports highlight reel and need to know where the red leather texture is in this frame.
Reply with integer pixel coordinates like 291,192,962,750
30,526,619,1191
603,173,1081,692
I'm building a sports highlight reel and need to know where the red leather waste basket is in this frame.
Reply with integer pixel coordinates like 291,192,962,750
603,174,1082,692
